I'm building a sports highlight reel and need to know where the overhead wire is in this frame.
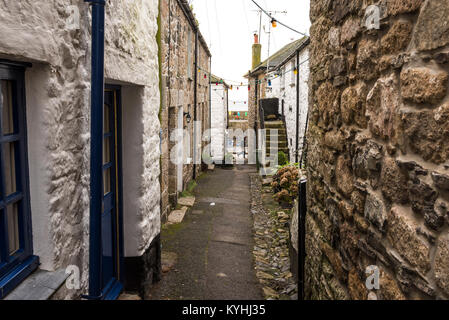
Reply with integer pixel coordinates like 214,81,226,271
250,0,308,37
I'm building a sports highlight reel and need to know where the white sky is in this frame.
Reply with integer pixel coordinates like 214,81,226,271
189,0,311,111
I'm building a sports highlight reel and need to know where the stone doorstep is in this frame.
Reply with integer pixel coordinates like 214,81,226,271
177,196,195,207
167,206,188,224
118,293,142,300
4,268,69,300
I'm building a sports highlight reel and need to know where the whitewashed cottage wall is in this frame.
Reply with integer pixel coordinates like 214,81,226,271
0,0,161,299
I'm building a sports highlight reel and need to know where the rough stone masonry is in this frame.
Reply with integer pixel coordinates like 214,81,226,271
306,0,449,300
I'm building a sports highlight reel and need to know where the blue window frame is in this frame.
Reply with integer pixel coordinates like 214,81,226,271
0,61,38,299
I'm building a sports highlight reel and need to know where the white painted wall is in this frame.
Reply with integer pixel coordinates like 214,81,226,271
211,84,228,162
266,48,309,163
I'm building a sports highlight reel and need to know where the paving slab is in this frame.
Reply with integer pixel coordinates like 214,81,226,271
177,196,195,207
148,165,263,300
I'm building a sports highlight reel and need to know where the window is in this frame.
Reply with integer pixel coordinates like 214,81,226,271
187,30,192,79
0,61,38,299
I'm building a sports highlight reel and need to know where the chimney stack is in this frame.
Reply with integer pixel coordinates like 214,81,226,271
252,33,262,70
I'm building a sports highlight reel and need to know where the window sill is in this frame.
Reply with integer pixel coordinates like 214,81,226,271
3,267,69,300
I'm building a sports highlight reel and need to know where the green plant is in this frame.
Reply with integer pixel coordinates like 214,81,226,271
271,165,299,206
180,180,198,198
278,151,288,166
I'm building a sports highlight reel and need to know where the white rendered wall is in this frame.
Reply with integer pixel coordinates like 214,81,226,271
0,0,161,298
266,48,309,163
211,84,227,162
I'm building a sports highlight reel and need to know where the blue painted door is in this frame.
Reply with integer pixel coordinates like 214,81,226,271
101,87,123,299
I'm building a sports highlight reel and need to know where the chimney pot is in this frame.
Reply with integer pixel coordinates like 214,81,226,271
254,33,259,44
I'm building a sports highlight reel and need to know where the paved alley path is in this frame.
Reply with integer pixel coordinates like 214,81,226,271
149,165,263,300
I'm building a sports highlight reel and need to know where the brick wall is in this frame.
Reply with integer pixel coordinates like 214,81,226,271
306,0,449,300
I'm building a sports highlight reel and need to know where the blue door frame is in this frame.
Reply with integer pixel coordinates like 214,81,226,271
100,85,124,300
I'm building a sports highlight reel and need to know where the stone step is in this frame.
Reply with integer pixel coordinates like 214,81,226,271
167,206,188,224
265,127,286,133
177,196,195,207
264,141,288,148
264,121,284,129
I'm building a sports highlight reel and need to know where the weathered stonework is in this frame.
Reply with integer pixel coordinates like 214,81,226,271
307,0,449,300
159,0,211,220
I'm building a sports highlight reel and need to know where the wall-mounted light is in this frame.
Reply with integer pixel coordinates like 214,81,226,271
271,19,277,28
184,112,192,124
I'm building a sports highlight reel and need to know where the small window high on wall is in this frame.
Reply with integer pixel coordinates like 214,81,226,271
0,61,38,299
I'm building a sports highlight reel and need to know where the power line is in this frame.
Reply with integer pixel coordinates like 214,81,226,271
241,0,252,36
250,0,308,37
201,57,310,86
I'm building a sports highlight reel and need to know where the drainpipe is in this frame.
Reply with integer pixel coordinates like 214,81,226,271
84,0,105,300
255,77,259,170
209,55,212,157
295,50,300,164
193,31,198,179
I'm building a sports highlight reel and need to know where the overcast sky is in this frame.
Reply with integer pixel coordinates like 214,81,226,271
188,0,311,111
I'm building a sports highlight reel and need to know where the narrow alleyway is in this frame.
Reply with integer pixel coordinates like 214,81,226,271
148,165,263,300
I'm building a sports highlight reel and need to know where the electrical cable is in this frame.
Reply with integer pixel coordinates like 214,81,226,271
250,0,308,36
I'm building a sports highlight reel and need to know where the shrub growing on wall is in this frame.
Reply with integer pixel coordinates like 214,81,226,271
271,165,299,207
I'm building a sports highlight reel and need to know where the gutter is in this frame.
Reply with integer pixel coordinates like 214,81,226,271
295,49,300,163
176,0,212,58
84,0,105,300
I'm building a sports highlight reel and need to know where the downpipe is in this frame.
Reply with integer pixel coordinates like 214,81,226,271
83,0,106,300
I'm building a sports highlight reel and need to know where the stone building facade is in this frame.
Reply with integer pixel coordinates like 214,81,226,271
247,37,310,165
0,0,161,300
266,39,310,163
159,0,211,221
306,0,449,300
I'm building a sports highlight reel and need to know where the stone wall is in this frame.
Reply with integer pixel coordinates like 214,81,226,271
160,0,211,220
0,0,161,299
306,0,449,300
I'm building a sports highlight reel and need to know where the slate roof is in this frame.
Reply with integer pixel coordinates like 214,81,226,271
210,74,229,88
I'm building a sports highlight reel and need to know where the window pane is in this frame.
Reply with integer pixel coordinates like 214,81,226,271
3,142,17,196
7,203,19,255
103,167,111,195
103,137,110,165
104,104,110,134
1,80,14,135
